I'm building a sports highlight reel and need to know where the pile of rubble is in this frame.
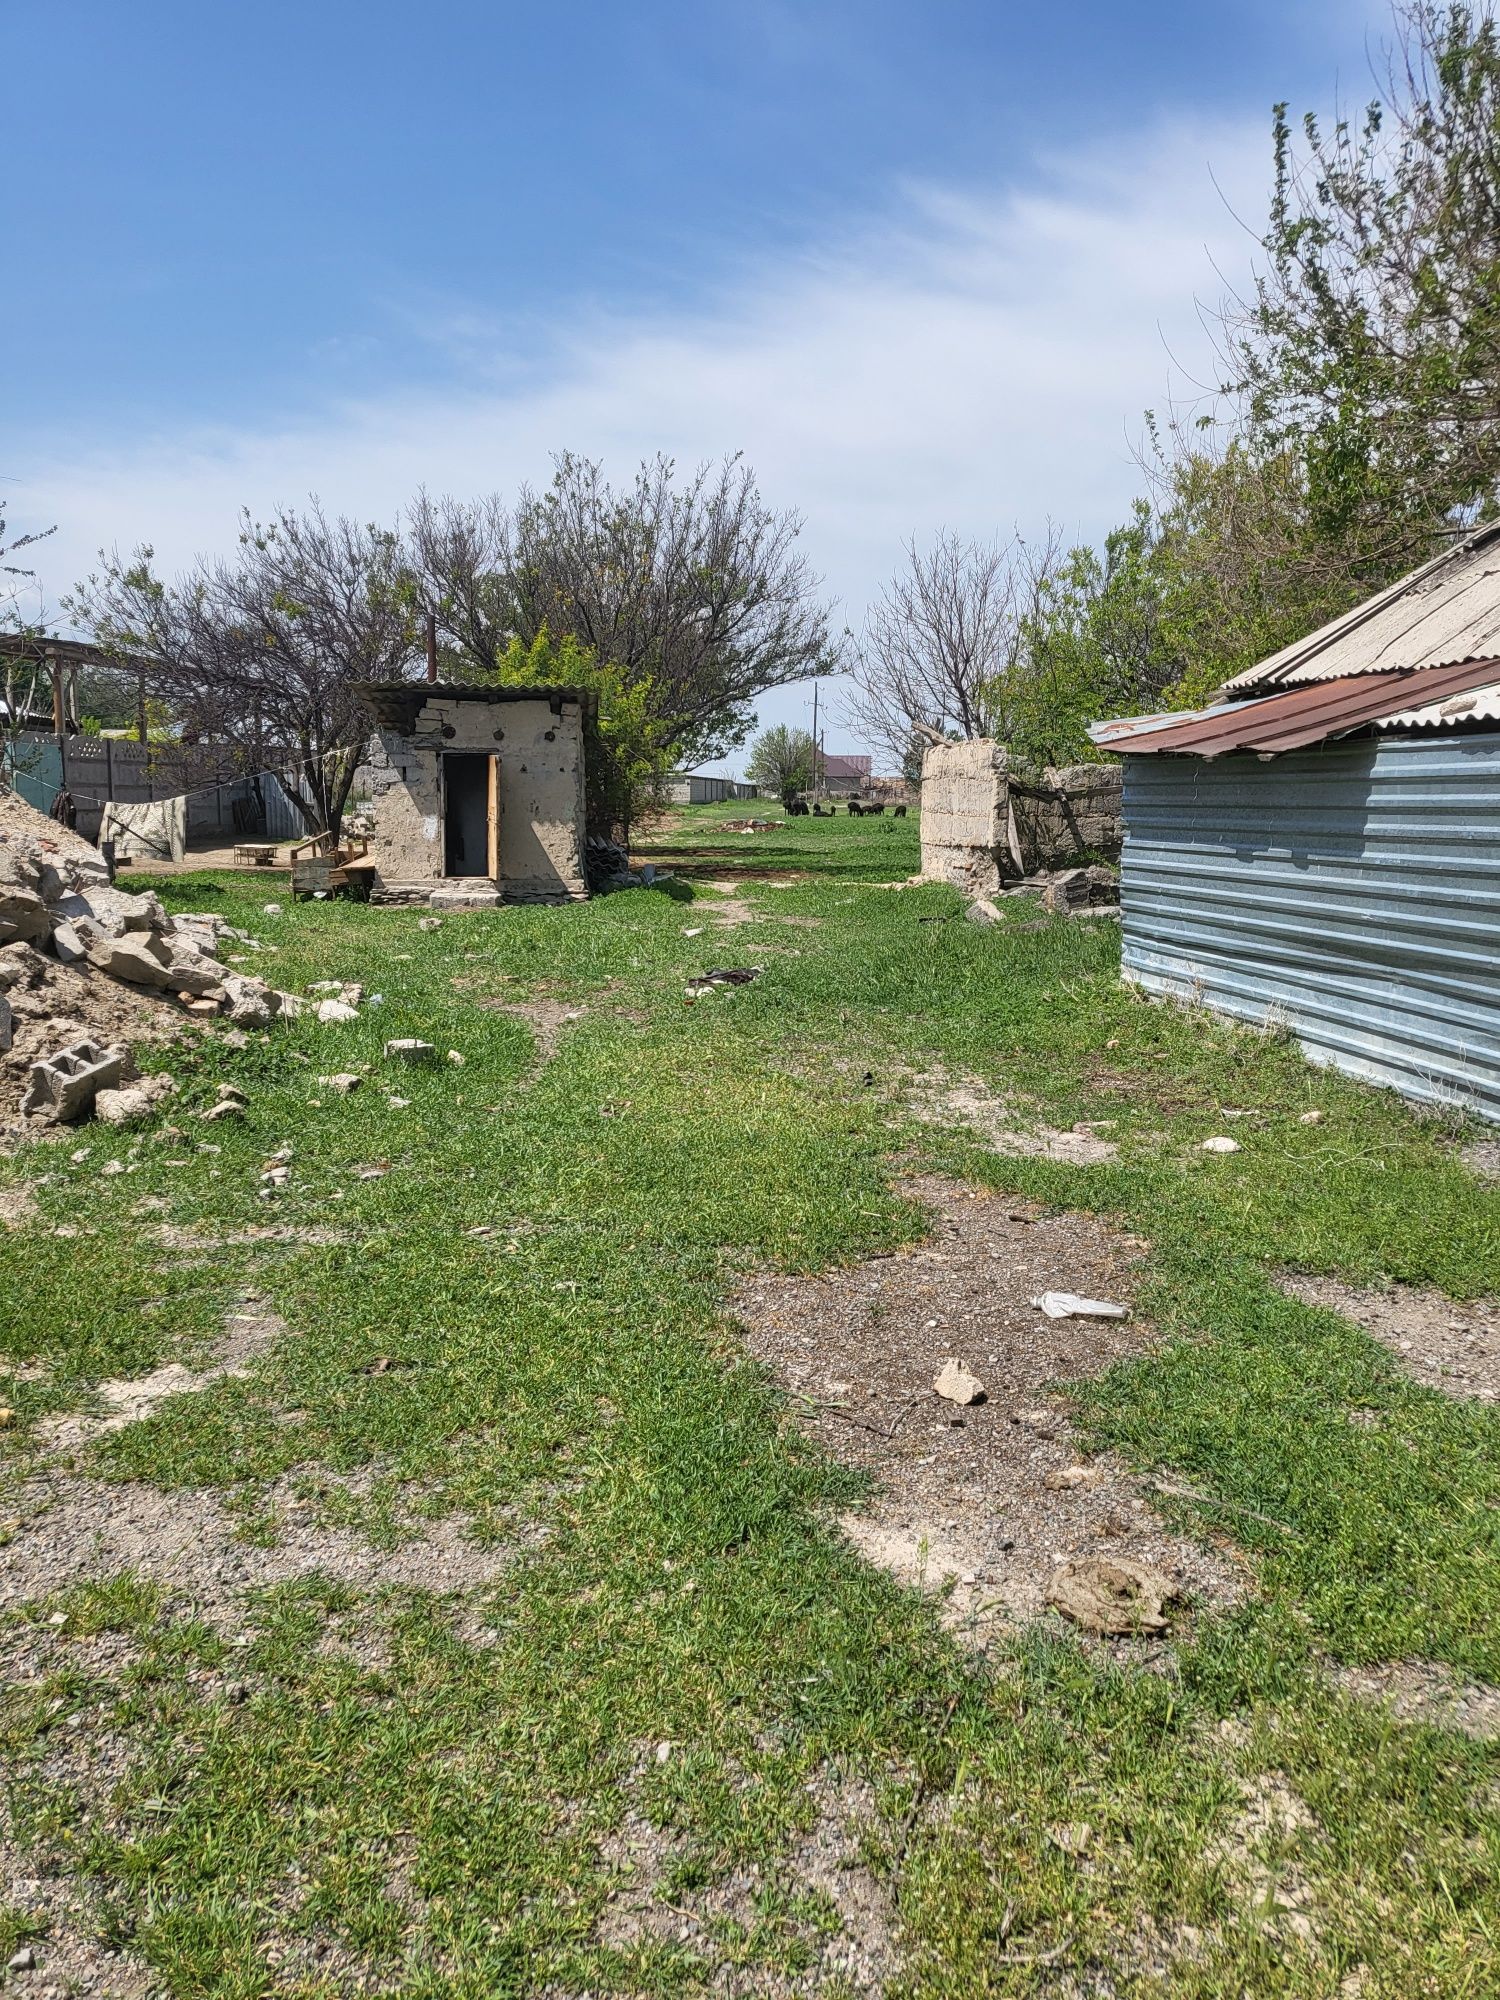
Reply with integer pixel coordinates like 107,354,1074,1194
1,790,295,1131
963,864,1121,928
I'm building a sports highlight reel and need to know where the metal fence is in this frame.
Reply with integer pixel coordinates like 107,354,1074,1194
1118,733,1500,1122
4,734,311,843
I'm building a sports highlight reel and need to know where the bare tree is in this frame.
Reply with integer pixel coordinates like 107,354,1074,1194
1,490,57,794
427,454,835,763
844,529,1061,766
406,489,515,673
69,505,419,834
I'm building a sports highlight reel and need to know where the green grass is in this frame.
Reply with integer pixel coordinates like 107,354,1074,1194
1,803,1497,1997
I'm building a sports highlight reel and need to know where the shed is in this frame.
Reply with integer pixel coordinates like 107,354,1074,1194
1092,530,1500,1123
356,682,594,905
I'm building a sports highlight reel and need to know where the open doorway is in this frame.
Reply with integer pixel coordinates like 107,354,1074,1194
444,754,496,877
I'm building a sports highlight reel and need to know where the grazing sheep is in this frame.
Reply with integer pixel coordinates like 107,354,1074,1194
893,803,908,817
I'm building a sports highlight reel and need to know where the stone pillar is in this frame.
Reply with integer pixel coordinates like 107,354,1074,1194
918,739,1012,895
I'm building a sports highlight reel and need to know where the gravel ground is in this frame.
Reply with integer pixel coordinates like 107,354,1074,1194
1329,1658,1500,1739
1281,1272,1500,1403
732,1175,1245,1650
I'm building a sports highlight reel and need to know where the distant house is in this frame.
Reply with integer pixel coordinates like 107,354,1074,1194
1093,524,1500,1122
817,753,873,797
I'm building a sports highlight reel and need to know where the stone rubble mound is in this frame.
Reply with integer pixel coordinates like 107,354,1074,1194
1,790,299,1129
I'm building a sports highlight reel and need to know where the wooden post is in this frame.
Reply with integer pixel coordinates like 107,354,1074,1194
486,754,501,880
426,611,439,683
50,655,64,736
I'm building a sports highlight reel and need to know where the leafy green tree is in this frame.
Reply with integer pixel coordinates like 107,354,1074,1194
474,628,670,843
1229,2,1500,573
745,723,816,807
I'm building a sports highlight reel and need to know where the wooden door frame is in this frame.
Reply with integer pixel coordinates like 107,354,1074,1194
486,753,501,881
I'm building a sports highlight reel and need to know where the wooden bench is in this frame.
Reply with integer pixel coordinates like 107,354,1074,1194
289,835,372,901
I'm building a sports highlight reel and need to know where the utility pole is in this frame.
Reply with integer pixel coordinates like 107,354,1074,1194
811,679,820,796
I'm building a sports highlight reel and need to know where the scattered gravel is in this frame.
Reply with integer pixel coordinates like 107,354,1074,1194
733,1175,1243,1648
1281,1272,1500,1403
1329,1658,1500,1739
906,1072,1120,1165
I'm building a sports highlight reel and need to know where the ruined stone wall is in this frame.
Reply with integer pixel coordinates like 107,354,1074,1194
918,741,1122,891
918,739,1011,896
365,694,588,901
1010,763,1123,870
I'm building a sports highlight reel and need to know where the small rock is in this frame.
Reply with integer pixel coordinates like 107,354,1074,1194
965,897,1002,927
199,1099,245,1124
8,1946,36,1971
1200,1136,1242,1154
385,1038,437,1064
1298,1109,1325,1126
318,1073,363,1095
1044,1464,1104,1491
317,998,359,1024
933,1358,986,1405
262,903,283,915
447,1049,465,1066
418,916,443,932
99,1160,125,1176
386,1095,410,1110
682,926,704,937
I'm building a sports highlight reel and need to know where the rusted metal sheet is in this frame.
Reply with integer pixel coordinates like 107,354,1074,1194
1093,659,1500,760
1118,734,1500,1123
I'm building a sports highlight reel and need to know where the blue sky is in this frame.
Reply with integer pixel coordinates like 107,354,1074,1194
9,1,1378,767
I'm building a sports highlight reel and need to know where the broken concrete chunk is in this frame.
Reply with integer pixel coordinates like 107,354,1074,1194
20,1039,125,1123
1033,1291,1129,1320
964,897,1002,927
0,886,52,945
417,916,443,931
49,918,90,965
91,933,176,988
198,1098,245,1124
318,1072,363,1094
384,1037,437,1064
933,1358,986,1405
95,1075,176,1126
1298,1110,1325,1126
1200,1136,1242,1154
0,990,10,1055
317,997,360,1024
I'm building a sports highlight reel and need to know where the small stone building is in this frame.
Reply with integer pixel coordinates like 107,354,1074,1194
356,682,594,905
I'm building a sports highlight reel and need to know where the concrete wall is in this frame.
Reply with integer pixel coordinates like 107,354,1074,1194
919,740,1122,891
1010,763,1123,870
364,692,588,901
918,739,1012,895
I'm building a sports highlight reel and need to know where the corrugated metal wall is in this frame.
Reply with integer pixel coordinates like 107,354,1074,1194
1119,733,1500,1122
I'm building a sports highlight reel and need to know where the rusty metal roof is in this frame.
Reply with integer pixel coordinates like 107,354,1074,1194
1092,658,1500,759
1225,521,1500,692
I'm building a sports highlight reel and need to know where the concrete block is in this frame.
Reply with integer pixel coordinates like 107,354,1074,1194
21,1039,125,1122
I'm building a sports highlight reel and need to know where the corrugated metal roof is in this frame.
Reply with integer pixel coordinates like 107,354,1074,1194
1092,658,1500,759
1376,679,1500,731
1225,521,1500,691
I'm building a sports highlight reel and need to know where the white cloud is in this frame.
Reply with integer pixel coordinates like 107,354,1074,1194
14,116,1270,768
